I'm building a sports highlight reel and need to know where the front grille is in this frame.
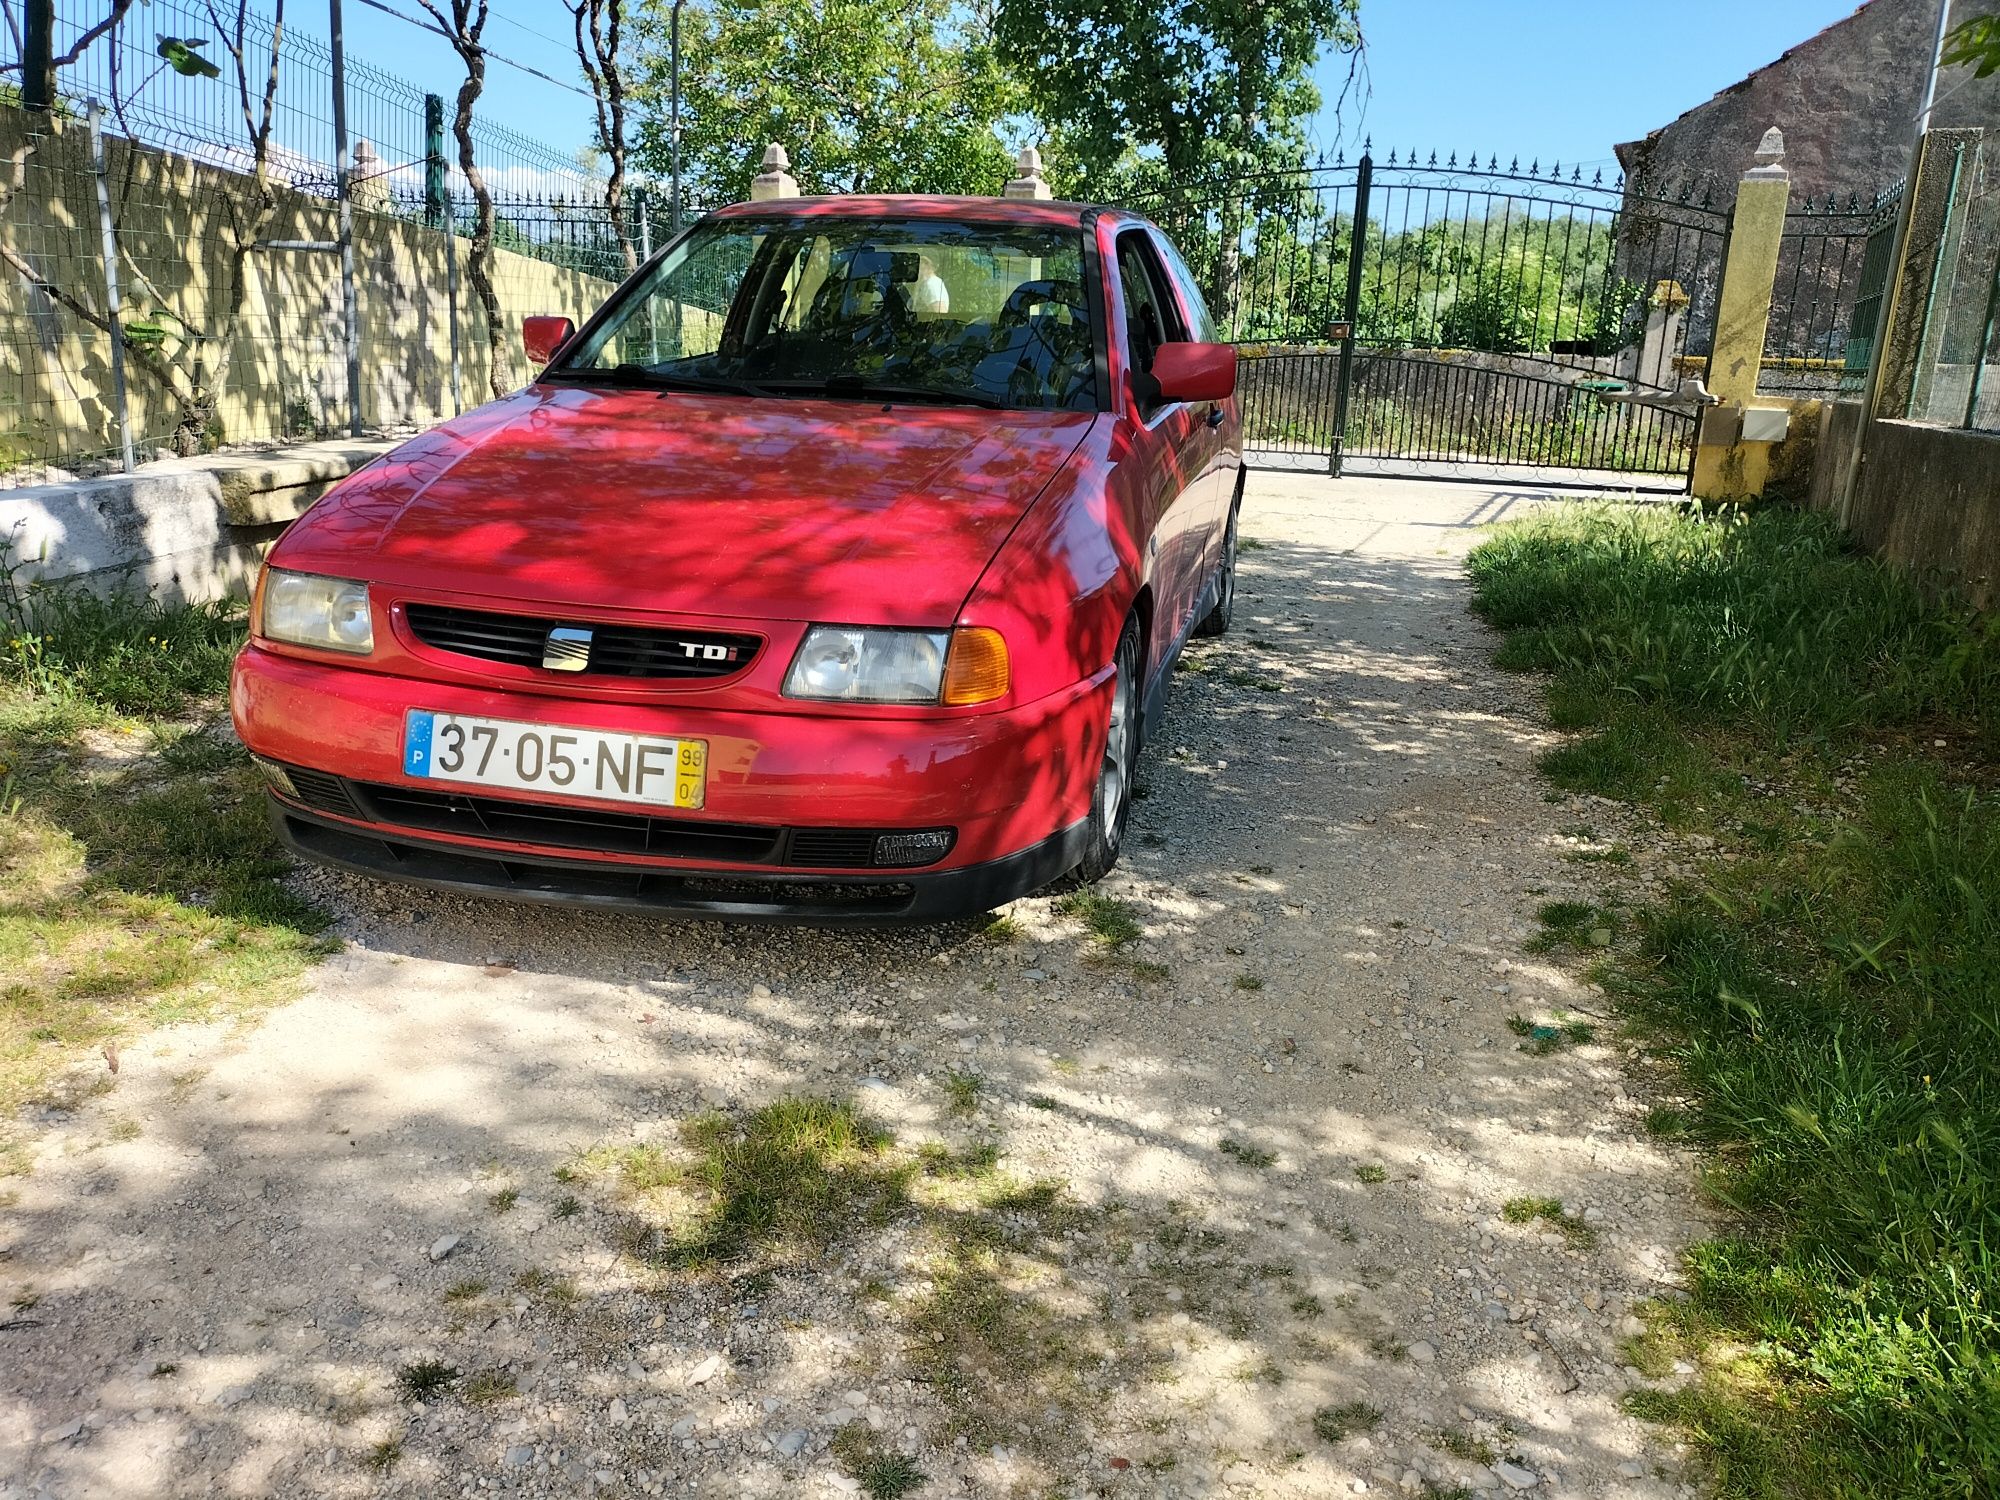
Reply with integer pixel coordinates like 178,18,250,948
270,765,951,870
403,603,761,681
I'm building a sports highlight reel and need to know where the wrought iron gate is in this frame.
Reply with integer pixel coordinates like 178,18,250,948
1128,148,1733,482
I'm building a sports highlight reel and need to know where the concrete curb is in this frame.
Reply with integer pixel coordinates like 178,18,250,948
0,438,398,604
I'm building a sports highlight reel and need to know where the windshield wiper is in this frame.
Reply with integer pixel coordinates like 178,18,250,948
763,377,1008,410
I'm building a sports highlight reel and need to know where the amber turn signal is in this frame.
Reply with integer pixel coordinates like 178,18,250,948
941,627,1010,706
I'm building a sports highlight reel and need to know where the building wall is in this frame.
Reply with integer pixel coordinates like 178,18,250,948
1,104,619,476
1614,0,2000,207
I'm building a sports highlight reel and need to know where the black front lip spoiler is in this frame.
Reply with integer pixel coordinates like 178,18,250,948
269,797,1091,924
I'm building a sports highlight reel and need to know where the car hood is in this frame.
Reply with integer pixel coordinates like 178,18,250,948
275,386,1099,626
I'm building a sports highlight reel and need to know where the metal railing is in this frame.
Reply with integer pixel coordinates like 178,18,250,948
1763,193,1877,394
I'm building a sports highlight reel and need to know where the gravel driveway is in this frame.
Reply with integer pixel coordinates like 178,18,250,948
1,474,1705,1500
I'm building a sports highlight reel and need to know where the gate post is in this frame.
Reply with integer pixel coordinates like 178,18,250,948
1691,127,1791,501
1329,151,1371,477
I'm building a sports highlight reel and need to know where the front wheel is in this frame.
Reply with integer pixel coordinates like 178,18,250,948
1070,615,1142,885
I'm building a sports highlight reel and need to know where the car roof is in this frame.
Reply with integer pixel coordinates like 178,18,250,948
707,194,1134,231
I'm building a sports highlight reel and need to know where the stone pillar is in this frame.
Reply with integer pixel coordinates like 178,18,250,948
1691,127,1792,502
1003,147,1052,200
749,144,799,202
1629,279,1689,387
351,140,389,212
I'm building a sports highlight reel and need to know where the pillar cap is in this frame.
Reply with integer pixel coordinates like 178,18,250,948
1745,126,1788,181
750,142,799,201
1003,145,1052,200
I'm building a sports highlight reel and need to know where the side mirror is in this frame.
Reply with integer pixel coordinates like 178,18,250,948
1151,341,1237,404
523,315,576,367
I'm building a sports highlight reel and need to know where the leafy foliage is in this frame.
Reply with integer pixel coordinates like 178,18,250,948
630,0,1019,203
995,0,1360,202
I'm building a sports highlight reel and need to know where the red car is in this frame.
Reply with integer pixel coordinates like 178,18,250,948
230,195,1243,921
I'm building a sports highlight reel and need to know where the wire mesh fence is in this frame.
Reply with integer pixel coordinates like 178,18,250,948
1,0,660,486
1911,143,2000,433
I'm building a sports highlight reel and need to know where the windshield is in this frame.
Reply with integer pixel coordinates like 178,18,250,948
553,216,1098,412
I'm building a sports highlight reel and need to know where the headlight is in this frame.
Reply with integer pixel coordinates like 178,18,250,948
259,567,374,654
783,626,949,703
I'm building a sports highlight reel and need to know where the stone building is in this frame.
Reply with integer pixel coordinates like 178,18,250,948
1615,0,2000,207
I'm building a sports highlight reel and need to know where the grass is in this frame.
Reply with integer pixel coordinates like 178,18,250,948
1506,1013,1597,1055
830,1427,926,1499
1354,1163,1388,1185
1500,1195,1597,1249
0,566,332,1169
1218,1137,1277,1168
941,1068,982,1118
1050,889,1142,948
394,1359,458,1401
1313,1401,1381,1442
1469,503,2000,1498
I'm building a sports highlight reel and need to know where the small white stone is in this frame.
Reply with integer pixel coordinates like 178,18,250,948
775,1429,809,1458
688,1353,723,1386
1407,1339,1437,1363
428,1233,463,1263
1492,1460,1540,1490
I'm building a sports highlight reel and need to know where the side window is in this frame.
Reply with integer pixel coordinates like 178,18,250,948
1116,230,1187,414
1154,231,1219,343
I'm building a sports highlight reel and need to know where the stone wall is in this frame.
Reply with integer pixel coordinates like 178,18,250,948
1807,399,2000,608
1,104,619,476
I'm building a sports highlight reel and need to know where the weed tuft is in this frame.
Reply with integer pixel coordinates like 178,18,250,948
1312,1401,1381,1443
1051,889,1143,948
1218,1137,1277,1169
395,1360,458,1402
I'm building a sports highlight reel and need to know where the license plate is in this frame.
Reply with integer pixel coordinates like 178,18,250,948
403,711,706,810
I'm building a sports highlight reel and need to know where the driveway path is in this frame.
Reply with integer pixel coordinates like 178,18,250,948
2,475,1703,1500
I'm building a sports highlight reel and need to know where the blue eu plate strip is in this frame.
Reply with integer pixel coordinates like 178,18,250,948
404,711,435,777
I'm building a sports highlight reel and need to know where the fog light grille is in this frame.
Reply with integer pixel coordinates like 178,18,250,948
872,829,955,867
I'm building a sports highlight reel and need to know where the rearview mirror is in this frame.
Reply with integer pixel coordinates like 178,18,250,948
524,315,576,367
1152,341,1237,404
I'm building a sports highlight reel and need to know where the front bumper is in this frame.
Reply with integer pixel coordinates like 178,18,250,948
233,643,1108,920
270,797,1092,922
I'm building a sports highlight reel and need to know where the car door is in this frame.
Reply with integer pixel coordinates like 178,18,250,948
1151,225,1236,594
1112,228,1207,666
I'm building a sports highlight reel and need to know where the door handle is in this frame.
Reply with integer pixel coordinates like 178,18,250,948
1205,404,1225,429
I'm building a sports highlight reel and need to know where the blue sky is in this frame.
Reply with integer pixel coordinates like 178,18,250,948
285,0,1870,181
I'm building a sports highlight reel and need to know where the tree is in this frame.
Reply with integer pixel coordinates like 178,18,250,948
996,0,1360,325
995,0,1360,198
1941,12,2000,79
570,0,637,275
418,0,514,401
628,0,1018,207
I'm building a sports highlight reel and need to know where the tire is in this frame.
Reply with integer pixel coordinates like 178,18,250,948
1070,615,1143,885
1193,488,1240,639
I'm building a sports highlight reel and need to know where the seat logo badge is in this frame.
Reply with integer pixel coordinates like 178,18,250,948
543,626,593,672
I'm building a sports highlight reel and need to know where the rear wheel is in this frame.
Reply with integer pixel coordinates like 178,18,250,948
1071,615,1142,885
1193,489,1240,638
